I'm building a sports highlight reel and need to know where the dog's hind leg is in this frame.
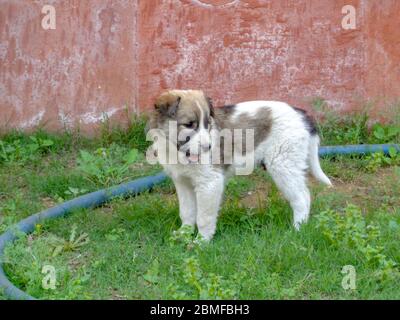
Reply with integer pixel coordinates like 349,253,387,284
264,149,311,230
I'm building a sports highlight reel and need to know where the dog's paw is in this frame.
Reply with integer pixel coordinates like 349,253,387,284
169,225,195,244
293,220,307,231
293,222,301,231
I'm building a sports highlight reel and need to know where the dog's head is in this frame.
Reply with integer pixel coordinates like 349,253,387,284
149,90,214,163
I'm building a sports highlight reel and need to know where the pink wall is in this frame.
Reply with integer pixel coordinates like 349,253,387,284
1,0,399,132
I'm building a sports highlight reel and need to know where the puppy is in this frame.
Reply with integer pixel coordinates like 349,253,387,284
147,90,332,242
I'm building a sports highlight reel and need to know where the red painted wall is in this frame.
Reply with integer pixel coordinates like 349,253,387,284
1,0,399,132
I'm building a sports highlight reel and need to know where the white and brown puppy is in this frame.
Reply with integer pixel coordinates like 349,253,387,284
147,90,332,241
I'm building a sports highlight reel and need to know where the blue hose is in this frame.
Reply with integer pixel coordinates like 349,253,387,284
0,144,399,300
319,144,400,157
0,172,167,300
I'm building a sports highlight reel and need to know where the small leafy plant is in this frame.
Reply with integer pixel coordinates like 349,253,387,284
372,123,400,144
64,187,89,198
52,225,90,257
77,143,139,187
315,204,398,280
143,259,160,284
311,98,400,146
169,225,195,245
104,227,127,241
366,147,400,172
311,99,369,145
0,135,54,164
167,256,242,299
27,136,54,153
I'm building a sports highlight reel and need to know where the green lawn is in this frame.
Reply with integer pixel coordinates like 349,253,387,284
0,113,399,300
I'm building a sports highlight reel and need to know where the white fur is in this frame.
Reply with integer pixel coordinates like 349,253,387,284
176,102,211,162
156,100,332,240
309,135,333,186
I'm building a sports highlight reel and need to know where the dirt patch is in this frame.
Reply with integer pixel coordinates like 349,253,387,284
41,197,58,208
240,181,271,209
237,166,399,211
316,166,399,209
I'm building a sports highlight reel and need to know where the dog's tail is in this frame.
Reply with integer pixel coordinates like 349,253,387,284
308,135,332,186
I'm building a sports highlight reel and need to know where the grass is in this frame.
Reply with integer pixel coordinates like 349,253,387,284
0,112,399,300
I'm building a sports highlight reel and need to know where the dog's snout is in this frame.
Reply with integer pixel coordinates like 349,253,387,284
201,144,211,152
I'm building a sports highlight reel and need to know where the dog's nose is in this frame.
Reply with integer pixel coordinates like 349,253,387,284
201,144,211,152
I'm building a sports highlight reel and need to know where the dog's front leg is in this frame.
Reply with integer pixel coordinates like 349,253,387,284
195,175,224,241
174,177,197,228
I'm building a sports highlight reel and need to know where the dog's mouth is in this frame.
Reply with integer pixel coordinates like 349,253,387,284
185,150,200,163
178,141,212,164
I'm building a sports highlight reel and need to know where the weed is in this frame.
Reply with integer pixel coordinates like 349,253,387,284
77,144,140,187
168,256,242,299
311,98,400,145
104,228,127,241
0,135,54,164
315,204,398,281
365,147,400,172
372,123,400,144
311,98,370,145
63,187,89,198
143,259,160,284
98,114,151,153
52,225,90,257
169,225,195,245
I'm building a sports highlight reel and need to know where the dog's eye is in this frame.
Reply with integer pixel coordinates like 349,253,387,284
184,121,196,129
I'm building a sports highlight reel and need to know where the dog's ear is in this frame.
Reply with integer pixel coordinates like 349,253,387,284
154,94,181,118
206,96,215,117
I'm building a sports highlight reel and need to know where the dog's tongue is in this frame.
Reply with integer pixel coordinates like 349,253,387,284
189,154,199,163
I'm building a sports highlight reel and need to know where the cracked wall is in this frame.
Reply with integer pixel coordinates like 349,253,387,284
0,0,399,132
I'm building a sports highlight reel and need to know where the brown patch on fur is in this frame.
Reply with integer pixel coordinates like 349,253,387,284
214,104,236,117
213,107,272,151
148,90,212,153
293,107,318,135
150,90,210,128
